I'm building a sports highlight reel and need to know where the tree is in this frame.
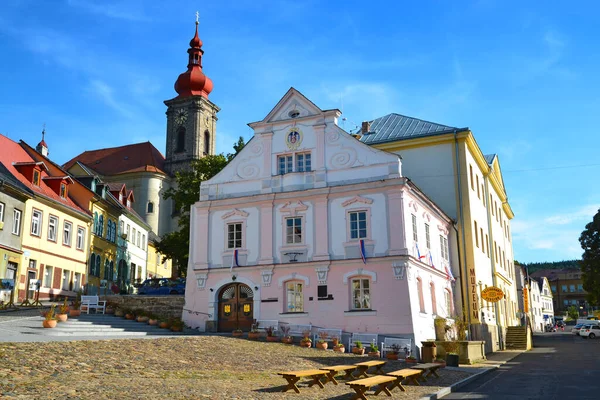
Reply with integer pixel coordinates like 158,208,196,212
156,136,246,276
567,305,579,321
579,208,600,307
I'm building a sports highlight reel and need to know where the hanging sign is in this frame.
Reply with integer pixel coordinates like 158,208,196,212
481,286,504,302
523,287,529,313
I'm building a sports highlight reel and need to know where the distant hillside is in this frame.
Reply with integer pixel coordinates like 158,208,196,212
519,260,580,273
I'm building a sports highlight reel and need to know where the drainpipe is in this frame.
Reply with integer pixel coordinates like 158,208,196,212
453,130,472,337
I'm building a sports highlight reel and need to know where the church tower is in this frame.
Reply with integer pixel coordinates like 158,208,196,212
164,17,220,175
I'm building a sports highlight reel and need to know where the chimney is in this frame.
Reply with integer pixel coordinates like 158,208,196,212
361,121,371,134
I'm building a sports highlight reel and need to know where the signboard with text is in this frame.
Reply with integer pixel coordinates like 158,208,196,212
481,286,505,303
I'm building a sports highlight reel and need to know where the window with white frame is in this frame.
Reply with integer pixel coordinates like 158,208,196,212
351,278,371,310
445,289,453,315
142,234,146,249
137,231,141,247
412,214,418,242
12,209,22,235
417,278,425,313
440,235,449,261
0,202,4,221
348,210,367,240
63,221,72,246
296,153,311,172
285,217,302,244
77,227,85,250
44,265,53,288
31,209,42,236
48,215,58,242
278,152,312,175
278,155,293,175
425,223,430,249
132,227,136,243
227,223,242,249
285,281,304,312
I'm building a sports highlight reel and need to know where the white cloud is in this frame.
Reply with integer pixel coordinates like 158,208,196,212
86,80,136,120
544,204,600,226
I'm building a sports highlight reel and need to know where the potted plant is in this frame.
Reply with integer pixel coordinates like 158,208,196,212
280,326,293,344
386,344,401,360
333,342,346,353
248,322,260,340
232,328,244,337
444,341,460,367
159,318,171,329
332,336,340,347
105,301,116,315
114,307,124,317
42,305,58,328
124,308,135,320
170,318,184,332
136,310,149,323
352,341,365,355
406,355,417,363
433,356,446,368
69,292,82,317
147,313,159,326
300,336,312,348
316,331,329,350
368,343,380,358
265,326,279,342
56,299,69,322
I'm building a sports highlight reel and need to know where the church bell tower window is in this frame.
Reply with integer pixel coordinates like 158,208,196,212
176,126,186,153
204,131,210,155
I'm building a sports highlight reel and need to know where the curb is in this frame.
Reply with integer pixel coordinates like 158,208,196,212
419,366,498,400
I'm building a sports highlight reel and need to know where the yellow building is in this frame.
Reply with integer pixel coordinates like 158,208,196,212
360,115,518,352
147,232,173,279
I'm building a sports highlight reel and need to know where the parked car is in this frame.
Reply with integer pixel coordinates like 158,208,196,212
138,278,186,295
571,324,584,335
580,324,600,339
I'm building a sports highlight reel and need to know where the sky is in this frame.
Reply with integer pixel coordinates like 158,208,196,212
1,0,599,264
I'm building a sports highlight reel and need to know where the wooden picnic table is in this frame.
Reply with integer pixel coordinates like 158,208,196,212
319,365,358,385
346,375,397,400
410,363,442,380
385,368,422,392
354,360,386,378
276,369,329,393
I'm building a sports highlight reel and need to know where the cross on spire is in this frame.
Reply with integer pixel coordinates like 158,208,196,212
195,11,199,25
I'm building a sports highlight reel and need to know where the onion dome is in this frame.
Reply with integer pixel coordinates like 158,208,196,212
174,21,213,99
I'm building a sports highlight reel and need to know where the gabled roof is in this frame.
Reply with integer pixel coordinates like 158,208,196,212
359,113,465,145
484,154,497,165
0,162,34,197
62,142,167,176
105,182,126,193
0,134,90,216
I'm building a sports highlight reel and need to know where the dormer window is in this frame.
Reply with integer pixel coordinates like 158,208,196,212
119,192,123,202
33,170,40,186
127,199,131,208
60,183,67,199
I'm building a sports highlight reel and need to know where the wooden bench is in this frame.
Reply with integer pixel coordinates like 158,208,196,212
346,375,397,400
277,369,329,393
354,360,386,378
410,363,442,380
319,365,357,385
349,333,379,353
380,337,412,359
313,327,343,348
385,368,422,392
80,296,106,314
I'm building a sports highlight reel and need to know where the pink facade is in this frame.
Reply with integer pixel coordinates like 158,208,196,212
184,89,456,353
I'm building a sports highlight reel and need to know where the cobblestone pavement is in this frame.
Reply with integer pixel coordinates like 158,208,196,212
0,307,43,322
0,335,474,399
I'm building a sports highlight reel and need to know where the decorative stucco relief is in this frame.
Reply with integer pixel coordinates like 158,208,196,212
408,200,418,213
275,102,311,121
422,211,431,222
342,195,374,207
438,224,449,236
326,130,363,170
315,266,329,284
195,273,208,290
261,268,274,287
342,268,377,284
236,141,264,179
280,201,308,216
392,261,409,280
221,209,249,219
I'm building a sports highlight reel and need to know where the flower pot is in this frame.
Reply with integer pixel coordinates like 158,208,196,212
352,348,365,355
281,337,294,344
148,319,158,326
300,340,312,348
43,320,57,328
386,353,399,360
266,336,279,342
334,346,346,353
114,310,124,317
125,314,135,320
248,332,260,340
368,351,380,358
316,342,328,350
159,322,170,329
406,358,417,364
446,354,459,367
137,316,149,323
170,325,183,332
69,309,81,317
232,331,244,337
56,313,68,322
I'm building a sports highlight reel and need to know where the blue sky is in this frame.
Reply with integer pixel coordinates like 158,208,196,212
1,0,599,264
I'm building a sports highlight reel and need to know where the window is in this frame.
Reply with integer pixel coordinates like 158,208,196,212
430,282,437,315
227,223,242,249
469,165,473,190
348,210,367,240
63,221,72,246
147,202,154,214
563,299,569,306
285,217,302,244
12,209,22,235
142,234,146,249
577,284,583,292
119,220,124,237
204,131,210,155
569,284,575,293
296,153,311,172
474,221,479,247
476,175,480,199
351,278,371,310
98,215,104,237
59,183,67,199
480,228,484,253
29,259,37,269
137,231,141,247
176,126,186,153
132,228,136,243
104,259,110,280
77,227,85,250
278,155,293,175
485,234,489,257
551,285,556,293
440,235,449,261
285,281,303,312
33,170,40,186
445,289,453,315
425,224,430,249
31,209,42,236
44,266,53,288
0,202,4,221
491,196,494,216
417,278,425,313
48,215,58,242
126,224,130,240
412,214,418,242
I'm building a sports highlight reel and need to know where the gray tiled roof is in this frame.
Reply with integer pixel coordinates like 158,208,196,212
359,113,464,145
484,154,496,165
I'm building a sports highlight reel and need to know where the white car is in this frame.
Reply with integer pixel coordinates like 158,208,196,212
579,324,600,339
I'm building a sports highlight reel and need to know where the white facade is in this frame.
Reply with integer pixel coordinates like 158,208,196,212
118,213,149,284
529,279,544,332
538,277,554,327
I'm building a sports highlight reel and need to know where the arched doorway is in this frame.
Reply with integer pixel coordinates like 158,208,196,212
218,283,254,332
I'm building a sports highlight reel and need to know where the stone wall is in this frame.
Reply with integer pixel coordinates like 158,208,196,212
105,295,184,319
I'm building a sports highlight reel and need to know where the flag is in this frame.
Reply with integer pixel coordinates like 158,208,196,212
416,243,426,260
429,252,434,268
230,249,239,272
359,239,367,264
445,264,455,281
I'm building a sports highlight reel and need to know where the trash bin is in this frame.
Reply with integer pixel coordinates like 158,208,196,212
421,341,437,363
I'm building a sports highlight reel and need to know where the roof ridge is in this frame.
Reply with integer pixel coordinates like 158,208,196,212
374,112,457,129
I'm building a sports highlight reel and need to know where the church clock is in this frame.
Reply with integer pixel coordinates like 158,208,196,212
175,108,188,126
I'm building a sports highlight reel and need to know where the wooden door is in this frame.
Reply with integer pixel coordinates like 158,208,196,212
218,283,254,332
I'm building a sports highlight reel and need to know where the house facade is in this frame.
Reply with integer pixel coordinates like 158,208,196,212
531,268,588,316
184,89,456,354
360,114,518,352
537,277,554,327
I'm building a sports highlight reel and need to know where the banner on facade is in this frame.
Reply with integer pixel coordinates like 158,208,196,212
523,287,529,313
1,279,15,290
28,279,40,291
481,286,504,302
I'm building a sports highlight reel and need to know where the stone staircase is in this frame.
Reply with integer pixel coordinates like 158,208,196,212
42,314,199,338
505,326,529,350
